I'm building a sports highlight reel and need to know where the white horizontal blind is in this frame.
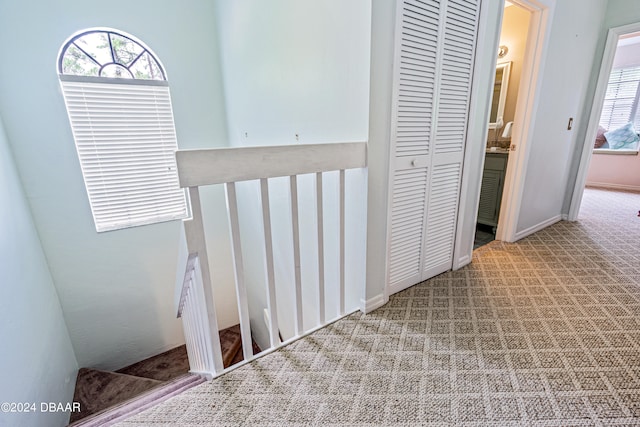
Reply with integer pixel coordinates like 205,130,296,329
600,67,640,131
60,79,189,232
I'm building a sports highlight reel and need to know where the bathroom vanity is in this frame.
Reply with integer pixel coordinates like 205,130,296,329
477,150,509,231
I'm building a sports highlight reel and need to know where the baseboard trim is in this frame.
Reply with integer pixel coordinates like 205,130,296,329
360,294,387,314
513,214,562,241
586,182,640,192
453,255,471,270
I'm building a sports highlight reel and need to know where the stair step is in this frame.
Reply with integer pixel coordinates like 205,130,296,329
69,368,163,423
68,374,204,427
69,325,255,424
116,325,247,380
219,325,243,368
231,338,263,366
117,345,190,382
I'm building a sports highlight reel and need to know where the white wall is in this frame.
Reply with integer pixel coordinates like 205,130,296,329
499,5,531,128
516,0,607,233
603,0,640,36
0,116,78,427
365,0,396,306
215,0,371,146
586,152,640,190
0,0,234,370
606,1,640,30
214,0,371,348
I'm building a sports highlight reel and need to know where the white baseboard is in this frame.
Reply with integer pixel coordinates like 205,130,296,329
453,255,471,270
360,294,387,314
513,214,563,241
586,182,640,192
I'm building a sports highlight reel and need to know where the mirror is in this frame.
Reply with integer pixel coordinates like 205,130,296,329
489,61,512,129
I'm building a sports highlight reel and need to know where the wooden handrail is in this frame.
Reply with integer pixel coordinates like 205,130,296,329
176,141,367,187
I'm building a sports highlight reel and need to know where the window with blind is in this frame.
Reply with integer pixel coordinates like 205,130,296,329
599,66,640,131
58,28,189,232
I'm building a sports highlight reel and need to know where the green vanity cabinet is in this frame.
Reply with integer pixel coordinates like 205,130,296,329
477,152,508,230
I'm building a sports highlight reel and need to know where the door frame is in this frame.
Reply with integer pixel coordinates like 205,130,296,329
567,21,640,220
453,0,555,269
495,0,555,243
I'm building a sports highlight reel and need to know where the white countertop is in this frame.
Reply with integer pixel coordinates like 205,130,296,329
486,147,510,154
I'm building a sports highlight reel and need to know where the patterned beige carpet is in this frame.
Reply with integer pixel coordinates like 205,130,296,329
117,188,640,426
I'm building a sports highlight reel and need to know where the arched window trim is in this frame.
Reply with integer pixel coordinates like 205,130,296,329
58,27,167,81
58,73,168,87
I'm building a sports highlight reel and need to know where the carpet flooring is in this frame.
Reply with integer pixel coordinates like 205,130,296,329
116,187,640,426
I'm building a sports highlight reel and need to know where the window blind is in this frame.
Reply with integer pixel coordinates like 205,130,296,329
60,78,189,232
600,67,640,131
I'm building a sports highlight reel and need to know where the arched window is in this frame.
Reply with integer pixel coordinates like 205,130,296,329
58,28,189,232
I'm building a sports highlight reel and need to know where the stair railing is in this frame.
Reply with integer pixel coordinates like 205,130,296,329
176,253,219,378
176,142,367,378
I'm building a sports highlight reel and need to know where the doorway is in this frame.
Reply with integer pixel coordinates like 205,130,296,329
453,0,555,269
569,23,640,218
474,1,532,249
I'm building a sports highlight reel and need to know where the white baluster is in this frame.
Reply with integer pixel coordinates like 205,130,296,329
261,178,280,348
316,172,325,324
290,175,304,336
339,169,346,316
225,182,254,362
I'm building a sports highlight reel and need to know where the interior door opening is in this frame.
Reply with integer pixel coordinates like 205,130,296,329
570,28,640,220
474,1,532,249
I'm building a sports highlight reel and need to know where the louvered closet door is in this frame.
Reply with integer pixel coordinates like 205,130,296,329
387,0,480,294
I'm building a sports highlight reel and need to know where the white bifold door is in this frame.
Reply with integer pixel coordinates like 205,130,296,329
387,0,480,295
